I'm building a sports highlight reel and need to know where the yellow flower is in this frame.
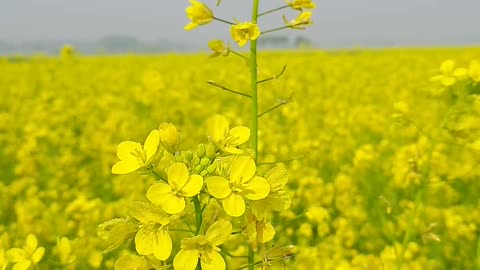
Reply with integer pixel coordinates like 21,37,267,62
159,122,179,154
111,129,160,174
173,219,232,270
245,212,276,245
430,60,467,87
114,254,153,270
208,40,230,57
126,201,172,261
6,234,45,270
206,155,270,217
285,12,313,29
147,162,203,214
55,237,76,265
286,0,316,10
251,166,291,217
184,0,214,31
207,114,250,154
97,218,137,254
468,60,480,83
230,22,261,47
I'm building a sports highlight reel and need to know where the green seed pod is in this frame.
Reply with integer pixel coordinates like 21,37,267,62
196,143,206,158
206,143,216,159
207,163,217,174
200,170,208,177
200,157,210,167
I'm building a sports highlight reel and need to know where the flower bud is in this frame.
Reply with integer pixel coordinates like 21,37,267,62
200,157,210,167
207,163,217,174
159,122,179,154
196,143,206,158
185,150,194,161
206,143,216,159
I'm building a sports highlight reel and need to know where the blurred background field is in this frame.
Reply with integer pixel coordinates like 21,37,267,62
1,47,480,269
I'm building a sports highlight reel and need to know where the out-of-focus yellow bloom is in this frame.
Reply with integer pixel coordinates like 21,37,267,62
206,155,270,217
56,237,76,265
285,12,313,29
184,0,214,31
173,219,232,270
208,40,230,57
158,122,179,154
147,162,203,214
286,0,316,10
430,60,467,87
6,234,45,270
114,254,153,270
207,114,250,154
126,201,172,261
469,60,480,83
111,129,160,174
230,22,261,47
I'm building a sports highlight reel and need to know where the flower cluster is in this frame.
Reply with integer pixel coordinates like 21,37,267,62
100,115,292,269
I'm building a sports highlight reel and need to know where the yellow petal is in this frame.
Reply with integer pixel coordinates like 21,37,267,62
222,193,245,217
146,182,171,206
32,247,45,263
440,60,455,73
25,234,38,251
184,22,198,31
152,229,172,261
135,228,154,256
117,141,141,160
206,176,231,199
230,156,256,184
127,201,170,225
12,260,31,270
167,163,190,189
206,219,232,246
244,176,270,200
6,248,26,262
221,146,243,154
173,249,199,270
144,129,160,163
111,160,141,174
208,115,229,142
201,251,226,270
162,195,186,214
257,221,275,243
264,166,288,191
441,76,456,87
181,174,204,197
229,126,250,146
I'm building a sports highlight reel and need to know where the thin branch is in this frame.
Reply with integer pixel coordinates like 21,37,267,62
257,65,287,84
207,80,252,98
213,17,235,25
258,5,289,17
261,26,290,35
235,261,264,270
258,93,293,117
230,50,250,62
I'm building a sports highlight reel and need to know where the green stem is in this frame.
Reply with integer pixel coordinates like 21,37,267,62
213,17,235,25
230,50,250,62
258,5,289,17
249,1,260,269
476,228,480,269
193,196,203,235
261,26,290,35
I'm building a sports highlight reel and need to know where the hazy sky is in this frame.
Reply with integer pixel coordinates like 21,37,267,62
1,0,479,47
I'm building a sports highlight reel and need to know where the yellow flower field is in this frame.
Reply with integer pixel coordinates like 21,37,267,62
1,47,480,269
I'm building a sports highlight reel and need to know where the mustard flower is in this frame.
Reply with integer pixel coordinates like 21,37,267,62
6,234,45,270
147,162,203,214
208,40,230,57
206,155,270,217
114,254,154,270
286,0,316,10
469,60,480,83
230,22,261,47
251,166,291,217
111,129,160,174
430,60,467,87
173,219,232,270
285,12,313,29
207,114,250,154
127,201,172,261
97,218,137,254
159,122,179,154
245,213,276,245
184,0,214,31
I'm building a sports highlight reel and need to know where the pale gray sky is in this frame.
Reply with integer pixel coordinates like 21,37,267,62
1,0,479,47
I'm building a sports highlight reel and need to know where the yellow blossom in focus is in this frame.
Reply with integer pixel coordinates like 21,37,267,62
6,234,45,270
184,0,214,31
286,0,316,10
126,201,172,261
252,166,291,217
97,218,137,254
173,219,232,270
207,114,250,154
111,129,160,174
285,12,313,29
208,40,230,57
159,122,179,154
230,22,261,47
206,155,270,217
147,162,203,214
245,213,276,245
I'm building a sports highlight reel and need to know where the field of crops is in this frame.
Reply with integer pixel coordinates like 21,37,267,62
1,47,480,269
